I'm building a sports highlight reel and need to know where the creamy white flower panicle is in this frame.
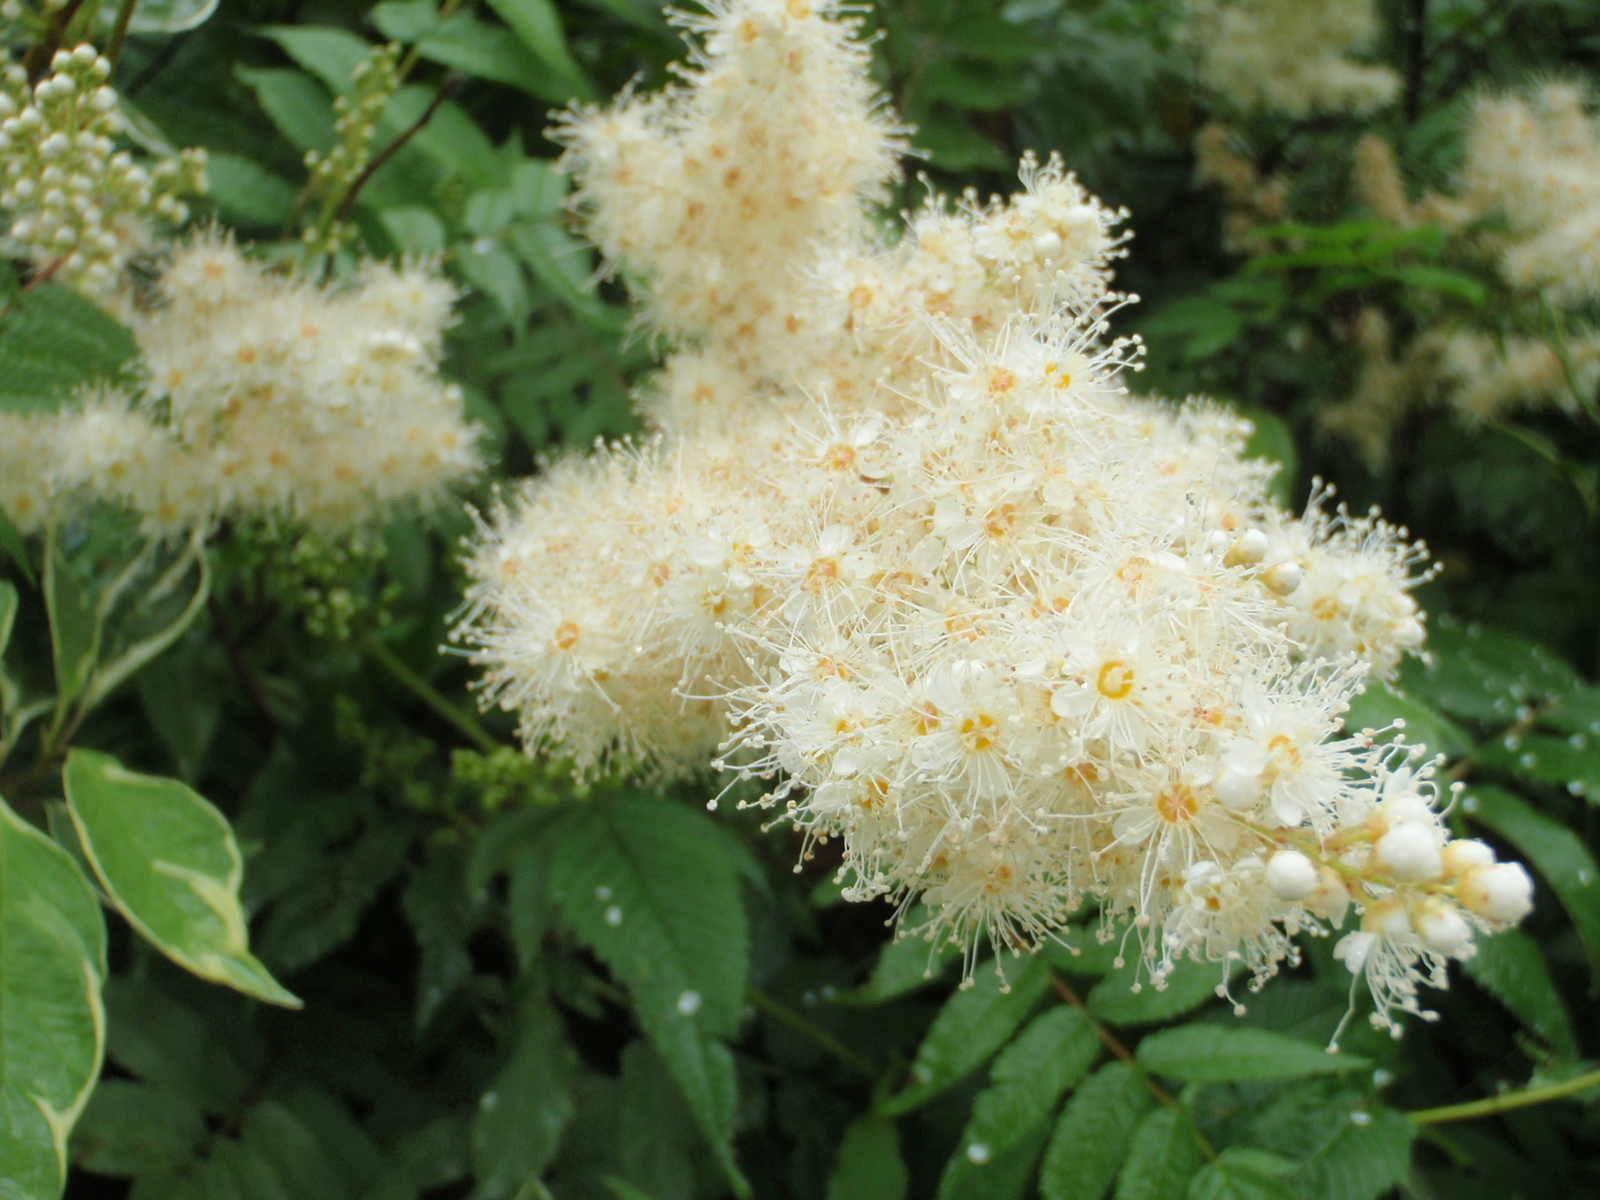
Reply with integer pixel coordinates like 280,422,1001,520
463,0,1530,1031
0,235,480,532
1182,0,1399,117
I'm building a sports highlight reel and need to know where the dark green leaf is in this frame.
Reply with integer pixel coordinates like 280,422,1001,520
236,66,335,153
1289,1104,1415,1200
402,847,478,1029
879,956,1050,1114
0,278,140,416
1343,680,1473,760
938,1126,1051,1200
1040,1063,1155,1200
827,1116,908,1200
261,26,375,95
71,1080,207,1177
1186,1149,1298,1200
1136,1026,1367,1083
471,1002,575,1198
1113,1108,1204,1200
1477,734,1600,803
413,12,576,101
1400,620,1582,725
1466,785,1600,977
1088,957,1236,1028
483,0,592,99
1462,927,1579,1058
204,154,299,227
545,792,750,1195
45,529,99,715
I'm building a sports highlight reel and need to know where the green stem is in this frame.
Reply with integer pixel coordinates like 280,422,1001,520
105,0,139,69
747,985,879,1078
362,637,501,755
1408,1067,1600,1125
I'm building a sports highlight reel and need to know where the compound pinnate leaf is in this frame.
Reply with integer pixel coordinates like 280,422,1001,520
1136,1026,1368,1083
879,956,1049,1115
947,1007,1101,1171
1114,1107,1205,1200
63,750,299,1008
1039,1062,1155,1200
1289,1104,1415,1200
0,793,106,1200
544,792,750,1195
1466,784,1600,978
827,1116,908,1200
471,1002,575,1199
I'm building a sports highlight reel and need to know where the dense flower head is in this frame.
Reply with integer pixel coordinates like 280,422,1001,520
462,0,1528,1030
0,46,207,295
0,235,480,532
1182,0,1399,117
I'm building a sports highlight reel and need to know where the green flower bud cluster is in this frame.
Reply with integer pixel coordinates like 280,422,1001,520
302,41,402,259
0,44,207,294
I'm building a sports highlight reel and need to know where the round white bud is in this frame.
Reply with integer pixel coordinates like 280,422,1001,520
1265,851,1319,901
1459,863,1534,923
1231,528,1269,565
1213,766,1261,811
1392,617,1425,650
1414,903,1473,956
1441,838,1495,878
1262,561,1302,595
1373,822,1443,883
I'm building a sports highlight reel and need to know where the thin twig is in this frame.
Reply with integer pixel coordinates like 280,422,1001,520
748,985,879,1078
1408,1067,1600,1125
362,635,501,754
334,74,464,225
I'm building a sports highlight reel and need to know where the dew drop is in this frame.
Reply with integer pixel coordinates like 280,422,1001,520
966,1143,992,1165
480,1091,499,1111
677,990,702,1016
1503,735,1522,751
604,905,623,926
1569,781,1588,797
1349,1111,1373,1127
1580,871,1594,886
1571,734,1589,750
1463,795,1480,813
595,885,612,901
1519,752,1539,769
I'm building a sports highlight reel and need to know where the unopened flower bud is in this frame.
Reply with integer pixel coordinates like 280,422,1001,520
1441,838,1495,877
1214,766,1261,811
1414,902,1473,956
1374,822,1443,883
1459,863,1534,923
1262,561,1302,595
1265,850,1319,900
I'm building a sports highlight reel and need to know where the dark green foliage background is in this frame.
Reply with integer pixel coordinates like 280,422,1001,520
6,1,1600,1198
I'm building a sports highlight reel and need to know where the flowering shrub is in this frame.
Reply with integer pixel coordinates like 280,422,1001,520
1,3,1599,1200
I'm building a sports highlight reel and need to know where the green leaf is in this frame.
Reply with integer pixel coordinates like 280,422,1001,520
827,1116,908,1200
471,1002,575,1199
1186,1149,1298,1200
1382,263,1487,306
0,579,16,660
938,1126,1051,1200
236,66,336,154
848,916,959,1003
483,0,592,99
402,848,478,1029
938,1007,1100,1199
1088,957,1236,1028
1288,1104,1415,1200
0,277,141,416
1466,785,1600,977
1342,680,1473,760
1114,1108,1204,1200
1461,927,1578,1058
0,792,106,1200
261,26,375,95
44,531,99,711
956,1008,1101,1162
1540,685,1600,738
1399,620,1582,725
413,12,576,102
1040,1062,1156,1200
380,206,449,254
0,507,32,586
1478,734,1600,803
544,792,750,1195
63,749,300,1007
71,1080,207,1177
1136,1027,1367,1083
879,956,1050,1114
101,978,250,1117
203,154,299,227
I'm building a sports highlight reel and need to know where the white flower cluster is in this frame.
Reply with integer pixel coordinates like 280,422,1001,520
1458,82,1600,305
0,236,480,532
0,45,206,295
1182,0,1398,117
462,0,1530,1027
1329,86,1600,454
